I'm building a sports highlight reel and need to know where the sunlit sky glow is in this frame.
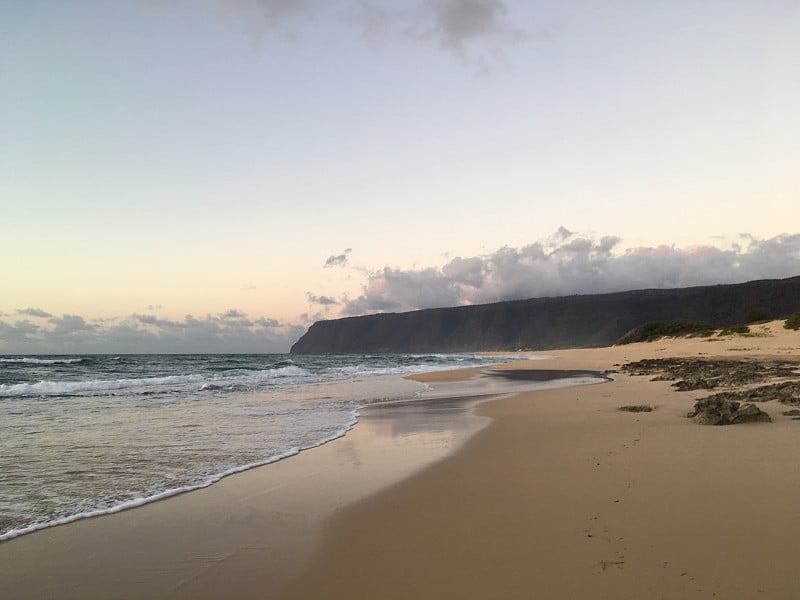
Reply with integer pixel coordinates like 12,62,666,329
2,1,799,353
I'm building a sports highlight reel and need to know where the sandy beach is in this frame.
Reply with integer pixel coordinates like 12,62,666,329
2,321,800,598
281,320,800,599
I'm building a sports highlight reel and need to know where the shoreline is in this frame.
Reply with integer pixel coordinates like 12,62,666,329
2,321,799,598
0,359,569,545
0,358,532,544
0,365,597,599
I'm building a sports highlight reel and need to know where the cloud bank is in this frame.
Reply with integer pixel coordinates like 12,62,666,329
0,311,303,354
5,231,798,353
339,231,800,315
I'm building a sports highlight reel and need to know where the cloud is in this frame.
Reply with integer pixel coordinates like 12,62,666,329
0,310,303,354
48,314,98,335
425,0,526,52
324,248,352,268
340,230,800,315
306,292,340,305
299,311,325,325
342,266,461,315
223,0,537,65
16,307,52,318
255,317,281,328
220,308,247,319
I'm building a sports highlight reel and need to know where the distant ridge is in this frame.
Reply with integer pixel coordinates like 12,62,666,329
290,276,800,354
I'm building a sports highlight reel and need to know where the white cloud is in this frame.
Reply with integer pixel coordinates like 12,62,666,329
340,230,800,315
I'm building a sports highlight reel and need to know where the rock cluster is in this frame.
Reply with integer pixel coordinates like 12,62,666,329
618,405,653,413
622,357,800,426
687,398,771,425
702,381,800,406
622,358,799,391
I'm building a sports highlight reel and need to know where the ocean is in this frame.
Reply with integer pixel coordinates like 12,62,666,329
0,352,531,542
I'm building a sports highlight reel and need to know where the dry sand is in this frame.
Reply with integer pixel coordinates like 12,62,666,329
279,321,800,599
2,321,799,599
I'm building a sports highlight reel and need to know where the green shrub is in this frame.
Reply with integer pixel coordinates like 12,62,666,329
616,320,715,345
719,325,750,336
785,314,800,331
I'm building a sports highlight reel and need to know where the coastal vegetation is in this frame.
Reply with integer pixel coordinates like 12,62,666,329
785,314,800,330
719,325,750,336
615,320,715,345
615,319,782,344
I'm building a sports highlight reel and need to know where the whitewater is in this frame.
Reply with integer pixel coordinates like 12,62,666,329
0,353,531,541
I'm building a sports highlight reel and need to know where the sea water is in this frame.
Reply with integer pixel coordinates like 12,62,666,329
0,353,531,541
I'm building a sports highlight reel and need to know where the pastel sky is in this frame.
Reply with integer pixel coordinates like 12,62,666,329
2,0,799,353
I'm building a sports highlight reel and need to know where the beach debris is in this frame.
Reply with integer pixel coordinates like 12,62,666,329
686,397,771,425
598,560,625,571
618,405,653,412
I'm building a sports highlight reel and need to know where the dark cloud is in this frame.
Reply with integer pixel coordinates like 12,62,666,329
0,320,40,344
299,311,325,325
306,292,340,305
48,314,97,335
341,231,800,315
426,0,523,51
16,307,52,318
225,0,536,65
255,317,281,328
324,248,352,268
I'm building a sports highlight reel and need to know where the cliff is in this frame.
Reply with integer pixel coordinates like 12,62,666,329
290,276,800,354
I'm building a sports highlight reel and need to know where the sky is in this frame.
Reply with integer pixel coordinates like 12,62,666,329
1,0,799,353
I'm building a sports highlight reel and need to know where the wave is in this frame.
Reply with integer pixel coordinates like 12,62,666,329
0,365,311,397
0,357,84,365
316,353,547,379
0,409,361,542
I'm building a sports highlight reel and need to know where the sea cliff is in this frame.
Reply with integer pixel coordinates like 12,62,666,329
290,276,800,354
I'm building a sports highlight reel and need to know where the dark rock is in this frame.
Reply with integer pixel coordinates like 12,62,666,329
782,409,800,416
702,381,800,405
621,358,800,392
734,403,771,423
688,397,771,425
619,405,653,412
674,378,714,391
